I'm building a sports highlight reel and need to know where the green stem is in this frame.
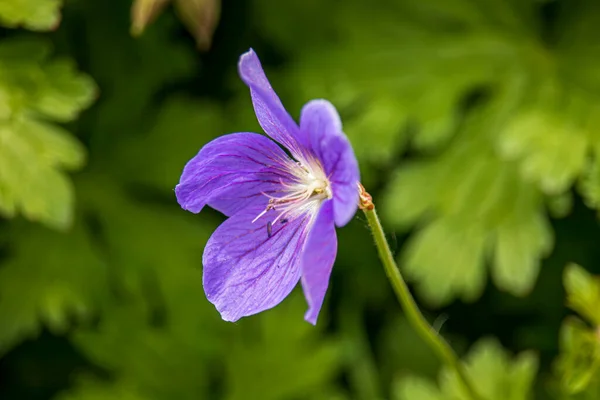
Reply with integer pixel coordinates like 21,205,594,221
362,205,481,400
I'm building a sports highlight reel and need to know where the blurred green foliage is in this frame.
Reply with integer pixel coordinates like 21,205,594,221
0,0,600,399
555,264,600,396
395,338,538,400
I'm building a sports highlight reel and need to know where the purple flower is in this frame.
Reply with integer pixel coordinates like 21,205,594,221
175,49,360,325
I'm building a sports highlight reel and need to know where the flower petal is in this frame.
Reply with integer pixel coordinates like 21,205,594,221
301,201,337,325
203,207,314,322
175,132,293,216
238,49,308,156
300,100,360,226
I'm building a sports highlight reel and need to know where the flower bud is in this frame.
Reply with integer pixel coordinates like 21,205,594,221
131,0,171,36
174,0,221,50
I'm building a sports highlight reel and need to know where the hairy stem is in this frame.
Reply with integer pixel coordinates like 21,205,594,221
358,184,481,400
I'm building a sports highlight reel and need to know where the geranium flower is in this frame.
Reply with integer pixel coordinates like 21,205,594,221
175,49,359,324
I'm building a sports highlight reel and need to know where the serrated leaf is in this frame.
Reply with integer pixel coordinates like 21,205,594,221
261,0,600,307
492,202,553,295
564,264,600,326
395,338,538,400
383,105,552,305
31,59,97,121
555,264,600,395
441,339,538,400
556,317,600,395
0,38,95,229
402,217,488,305
0,0,62,31
497,103,589,195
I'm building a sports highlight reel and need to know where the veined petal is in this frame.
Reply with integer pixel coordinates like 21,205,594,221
300,100,360,227
175,132,293,216
300,201,337,325
203,207,314,322
238,49,308,156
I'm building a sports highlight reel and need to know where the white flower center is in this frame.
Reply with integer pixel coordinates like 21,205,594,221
253,155,331,226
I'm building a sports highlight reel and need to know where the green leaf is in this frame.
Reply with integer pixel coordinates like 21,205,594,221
444,339,538,400
564,263,600,326
394,376,445,400
383,106,553,305
555,264,600,396
402,217,489,305
546,190,574,219
497,90,592,195
0,0,62,31
556,317,600,395
579,140,600,213
284,0,598,196
395,338,538,400
491,200,553,295
263,0,600,305
0,38,96,229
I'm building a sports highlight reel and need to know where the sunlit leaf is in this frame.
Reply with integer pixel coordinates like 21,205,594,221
395,338,538,400
442,339,538,400
384,105,552,305
0,0,62,30
260,0,600,305
555,264,600,396
556,317,600,395
394,376,444,400
0,38,95,229
564,263,600,326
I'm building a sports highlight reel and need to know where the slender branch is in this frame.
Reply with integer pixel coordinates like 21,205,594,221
358,184,481,400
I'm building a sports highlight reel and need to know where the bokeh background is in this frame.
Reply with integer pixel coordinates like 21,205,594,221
1,0,600,399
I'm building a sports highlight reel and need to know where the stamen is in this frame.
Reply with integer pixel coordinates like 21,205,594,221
252,201,273,223
252,156,332,229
